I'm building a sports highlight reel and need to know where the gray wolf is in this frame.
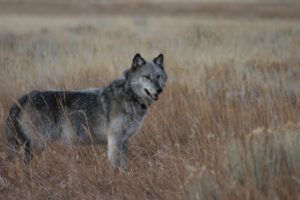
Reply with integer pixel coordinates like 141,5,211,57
5,53,167,168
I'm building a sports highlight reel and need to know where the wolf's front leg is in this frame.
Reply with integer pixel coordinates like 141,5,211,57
107,132,129,169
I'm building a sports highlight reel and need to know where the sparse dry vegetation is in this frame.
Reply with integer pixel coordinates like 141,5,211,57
1,1,300,199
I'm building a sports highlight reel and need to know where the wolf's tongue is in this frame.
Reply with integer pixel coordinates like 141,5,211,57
144,89,151,96
144,89,158,100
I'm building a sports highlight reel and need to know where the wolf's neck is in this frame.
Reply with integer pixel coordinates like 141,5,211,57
124,81,148,110
108,78,148,110
128,90,148,110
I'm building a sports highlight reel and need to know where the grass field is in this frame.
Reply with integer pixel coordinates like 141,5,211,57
0,1,300,199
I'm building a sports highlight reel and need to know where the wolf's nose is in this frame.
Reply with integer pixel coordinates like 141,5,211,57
157,89,163,94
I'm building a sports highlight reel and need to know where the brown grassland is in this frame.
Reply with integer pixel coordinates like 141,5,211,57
0,1,300,199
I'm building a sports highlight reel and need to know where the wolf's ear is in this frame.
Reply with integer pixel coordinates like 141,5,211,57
153,54,164,69
132,53,146,70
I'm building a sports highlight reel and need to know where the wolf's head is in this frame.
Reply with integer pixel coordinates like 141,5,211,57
125,53,168,106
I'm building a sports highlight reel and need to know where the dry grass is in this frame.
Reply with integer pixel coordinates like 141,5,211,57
1,1,300,19
0,13,300,199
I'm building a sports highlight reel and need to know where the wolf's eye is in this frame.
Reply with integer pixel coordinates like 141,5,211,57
157,75,161,79
143,75,151,80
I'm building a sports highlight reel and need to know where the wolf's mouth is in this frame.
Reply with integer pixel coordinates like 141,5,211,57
144,89,159,101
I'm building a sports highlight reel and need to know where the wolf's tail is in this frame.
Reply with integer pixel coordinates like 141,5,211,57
5,95,32,163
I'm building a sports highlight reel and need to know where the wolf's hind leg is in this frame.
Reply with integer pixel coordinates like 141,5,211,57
24,140,33,164
6,137,20,161
6,132,32,164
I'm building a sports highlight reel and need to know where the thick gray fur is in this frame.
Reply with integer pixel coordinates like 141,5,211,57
5,53,167,168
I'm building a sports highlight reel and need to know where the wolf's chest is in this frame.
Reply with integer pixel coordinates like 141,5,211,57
112,101,146,137
122,103,146,136
124,112,145,137
91,101,146,141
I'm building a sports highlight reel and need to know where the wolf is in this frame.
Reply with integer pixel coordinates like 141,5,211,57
5,53,167,168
